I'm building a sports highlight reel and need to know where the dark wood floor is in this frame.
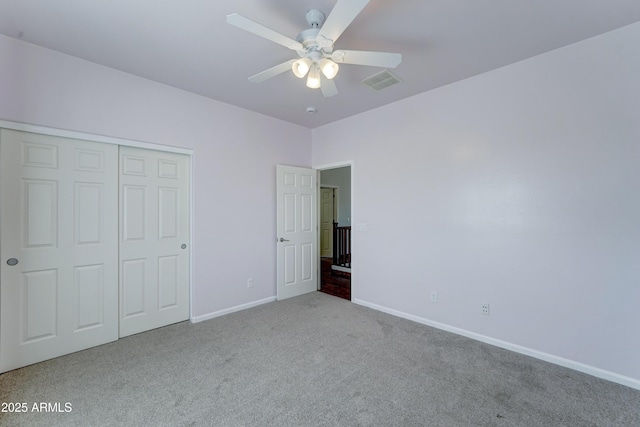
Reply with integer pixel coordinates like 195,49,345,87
320,257,351,300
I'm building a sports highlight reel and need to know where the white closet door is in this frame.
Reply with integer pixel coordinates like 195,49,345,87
119,146,190,337
0,129,119,373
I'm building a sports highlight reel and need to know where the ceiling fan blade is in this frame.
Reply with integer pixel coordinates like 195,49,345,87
226,13,303,51
317,0,370,43
321,76,338,98
332,50,402,68
248,59,296,83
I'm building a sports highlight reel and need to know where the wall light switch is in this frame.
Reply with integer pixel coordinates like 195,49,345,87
356,223,367,231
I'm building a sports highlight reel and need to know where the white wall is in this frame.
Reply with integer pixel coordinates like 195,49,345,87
0,34,312,318
312,23,640,386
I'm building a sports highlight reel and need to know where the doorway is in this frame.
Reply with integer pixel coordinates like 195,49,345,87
318,165,351,300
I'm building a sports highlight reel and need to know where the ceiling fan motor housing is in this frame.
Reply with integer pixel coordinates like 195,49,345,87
297,28,331,57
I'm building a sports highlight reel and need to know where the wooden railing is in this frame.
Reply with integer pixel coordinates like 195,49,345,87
333,222,351,268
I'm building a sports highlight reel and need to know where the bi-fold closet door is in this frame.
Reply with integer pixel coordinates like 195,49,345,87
0,129,190,373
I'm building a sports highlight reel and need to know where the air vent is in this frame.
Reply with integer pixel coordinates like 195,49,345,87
361,70,403,91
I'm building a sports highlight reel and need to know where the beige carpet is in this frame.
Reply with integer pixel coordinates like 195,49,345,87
1,292,638,426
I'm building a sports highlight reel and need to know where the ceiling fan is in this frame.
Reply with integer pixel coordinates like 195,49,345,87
226,0,402,97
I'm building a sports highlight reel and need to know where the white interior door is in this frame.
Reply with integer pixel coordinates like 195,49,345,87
276,165,317,300
119,146,190,337
0,129,119,373
320,187,336,258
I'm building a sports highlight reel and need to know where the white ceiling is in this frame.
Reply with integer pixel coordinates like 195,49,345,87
2,0,640,128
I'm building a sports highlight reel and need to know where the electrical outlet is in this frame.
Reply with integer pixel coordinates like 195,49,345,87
247,278,253,288
430,292,438,303
481,303,490,315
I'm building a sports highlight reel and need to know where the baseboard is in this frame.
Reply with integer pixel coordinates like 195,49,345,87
352,298,640,391
331,265,351,273
191,296,277,323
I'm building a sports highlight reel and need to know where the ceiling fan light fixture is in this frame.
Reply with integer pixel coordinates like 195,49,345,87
228,0,402,98
319,58,339,79
292,58,312,78
306,65,321,89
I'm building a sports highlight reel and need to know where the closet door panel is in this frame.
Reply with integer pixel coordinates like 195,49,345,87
119,146,190,337
0,129,118,373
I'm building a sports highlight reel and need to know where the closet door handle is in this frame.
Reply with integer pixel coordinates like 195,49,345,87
278,237,290,242
6,258,18,266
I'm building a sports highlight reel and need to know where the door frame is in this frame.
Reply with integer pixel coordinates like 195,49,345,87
0,119,196,322
315,161,354,296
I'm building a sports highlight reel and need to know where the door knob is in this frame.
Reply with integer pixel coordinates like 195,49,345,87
278,238,290,242
6,258,18,266
181,244,187,249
